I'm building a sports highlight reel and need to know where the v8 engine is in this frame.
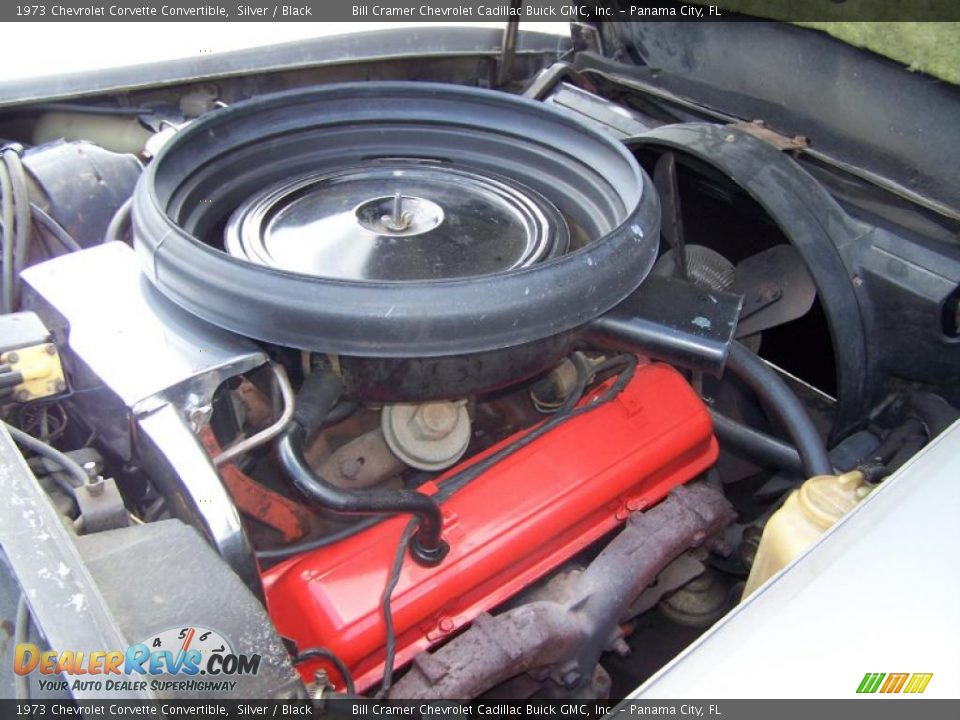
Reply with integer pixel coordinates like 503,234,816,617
3,45,956,704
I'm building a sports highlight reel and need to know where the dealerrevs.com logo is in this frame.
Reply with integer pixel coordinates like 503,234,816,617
14,626,261,694
857,672,934,694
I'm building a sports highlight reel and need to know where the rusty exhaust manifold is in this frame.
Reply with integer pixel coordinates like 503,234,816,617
389,482,736,699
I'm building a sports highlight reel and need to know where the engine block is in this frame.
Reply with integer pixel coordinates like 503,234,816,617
263,362,718,692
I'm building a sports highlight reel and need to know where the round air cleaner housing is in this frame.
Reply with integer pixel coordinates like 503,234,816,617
133,82,659,399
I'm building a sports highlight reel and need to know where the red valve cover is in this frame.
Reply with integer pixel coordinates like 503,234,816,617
262,362,718,692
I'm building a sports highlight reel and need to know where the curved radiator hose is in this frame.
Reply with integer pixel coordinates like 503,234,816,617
725,342,832,477
709,410,804,476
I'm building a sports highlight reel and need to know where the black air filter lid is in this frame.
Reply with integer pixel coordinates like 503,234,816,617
133,82,659,357
224,162,569,281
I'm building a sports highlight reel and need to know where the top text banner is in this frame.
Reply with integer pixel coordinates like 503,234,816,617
5,1,960,22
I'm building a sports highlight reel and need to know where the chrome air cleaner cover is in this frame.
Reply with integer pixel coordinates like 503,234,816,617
224,162,569,281
132,83,659,398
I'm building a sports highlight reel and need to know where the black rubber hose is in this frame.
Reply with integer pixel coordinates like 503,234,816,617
276,371,448,566
4,422,89,488
322,398,359,429
0,371,24,389
260,354,636,563
709,410,804,476
278,427,447,565
31,204,81,253
291,370,344,435
256,517,382,562
1,158,16,314
4,148,32,305
724,342,832,477
909,392,960,438
104,197,132,245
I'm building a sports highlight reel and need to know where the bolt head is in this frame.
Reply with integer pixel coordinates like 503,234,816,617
611,638,631,658
313,668,330,688
187,404,213,431
338,457,362,479
411,402,458,440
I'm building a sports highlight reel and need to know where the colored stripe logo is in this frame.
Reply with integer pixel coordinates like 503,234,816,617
857,672,933,694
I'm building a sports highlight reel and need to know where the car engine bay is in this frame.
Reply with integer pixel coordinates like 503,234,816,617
1,23,958,703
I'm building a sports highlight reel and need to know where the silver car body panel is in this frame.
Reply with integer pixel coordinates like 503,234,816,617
633,420,960,698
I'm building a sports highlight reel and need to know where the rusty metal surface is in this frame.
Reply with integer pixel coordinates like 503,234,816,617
729,120,809,151
397,604,578,700
199,427,315,543
389,482,735,699
235,377,274,429
316,429,407,490
626,552,706,619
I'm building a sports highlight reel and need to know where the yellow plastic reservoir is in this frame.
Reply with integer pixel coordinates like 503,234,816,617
742,470,871,598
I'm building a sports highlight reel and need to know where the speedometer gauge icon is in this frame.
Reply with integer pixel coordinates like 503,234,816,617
144,626,233,672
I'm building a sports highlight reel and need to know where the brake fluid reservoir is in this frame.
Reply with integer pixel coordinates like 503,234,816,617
743,470,871,598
